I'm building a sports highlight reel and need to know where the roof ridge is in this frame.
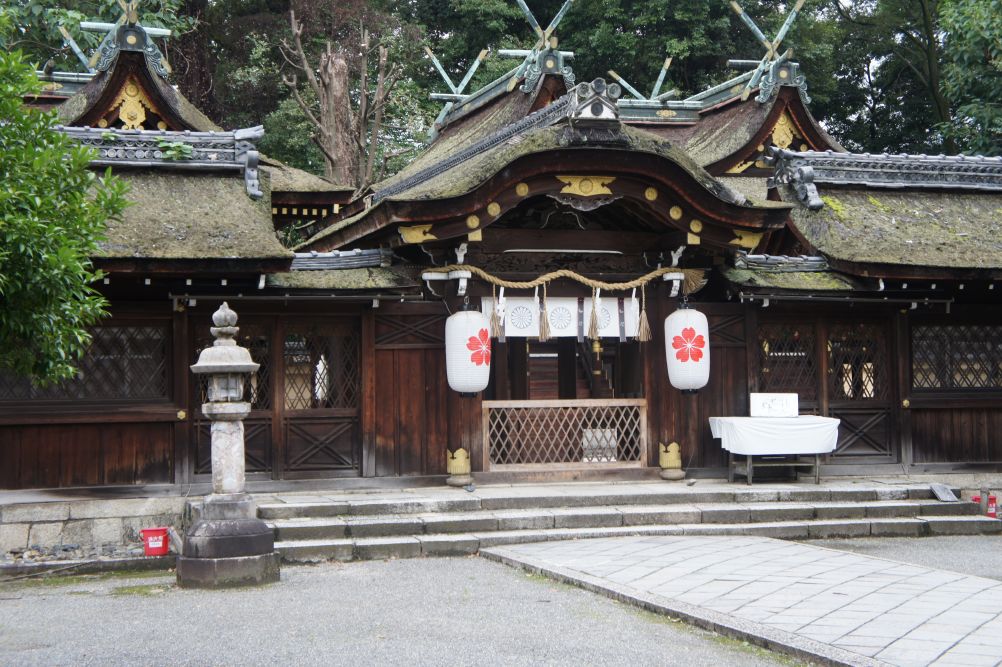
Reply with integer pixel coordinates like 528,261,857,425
373,94,572,203
769,149,1002,210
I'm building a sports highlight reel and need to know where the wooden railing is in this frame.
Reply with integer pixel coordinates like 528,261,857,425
482,399,648,469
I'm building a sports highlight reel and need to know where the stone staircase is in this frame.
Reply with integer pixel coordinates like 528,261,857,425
257,483,1002,563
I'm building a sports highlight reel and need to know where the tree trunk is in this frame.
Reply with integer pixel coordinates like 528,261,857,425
363,46,390,189
169,0,218,119
319,48,359,186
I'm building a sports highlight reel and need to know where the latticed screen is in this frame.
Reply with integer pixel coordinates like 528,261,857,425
912,325,1002,391
827,323,888,401
193,323,270,409
284,323,360,410
757,323,818,400
0,325,169,401
487,403,643,465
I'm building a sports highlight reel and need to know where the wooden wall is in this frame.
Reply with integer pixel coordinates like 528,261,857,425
0,422,173,488
911,407,1002,463
368,303,481,476
644,300,752,470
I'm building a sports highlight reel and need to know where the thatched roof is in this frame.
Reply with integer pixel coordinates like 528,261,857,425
783,186,1002,270
260,157,352,195
56,51,221,133
371,88,535,198
299,121,789,250
723,267,856,291
266,266,420,290
97,170,291,260
634,90,843,168
718,176,770,201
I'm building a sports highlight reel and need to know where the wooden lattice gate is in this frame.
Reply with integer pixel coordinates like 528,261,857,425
190,315,361,480
757,317,897,462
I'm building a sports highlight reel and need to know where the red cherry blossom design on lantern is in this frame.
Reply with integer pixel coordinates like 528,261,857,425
672,327,705,363
467,328,491,366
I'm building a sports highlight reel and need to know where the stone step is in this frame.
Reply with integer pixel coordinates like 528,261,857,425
268,499,979,541
257,484,958,520
275,514,1001,563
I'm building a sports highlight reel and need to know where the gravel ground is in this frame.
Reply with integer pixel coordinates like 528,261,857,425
807,535,1002,581
0,557,792,667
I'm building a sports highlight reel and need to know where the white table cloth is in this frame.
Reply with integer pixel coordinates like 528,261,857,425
708,416,840,456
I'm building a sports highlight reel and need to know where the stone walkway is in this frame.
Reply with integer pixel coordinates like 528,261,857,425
483,536,1002,667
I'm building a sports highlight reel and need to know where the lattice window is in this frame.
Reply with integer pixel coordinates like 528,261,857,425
757,323,817,400
0,325,169,401
912,324,1002,391
486,401,644,465
284,324,359,410
193,323,271,410
827,323,888,401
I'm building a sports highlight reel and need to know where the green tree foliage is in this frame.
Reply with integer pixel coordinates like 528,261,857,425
940,0,1002,155
408,1,844,145
0,13,129,381
8,0,1000,169
3,0,195,70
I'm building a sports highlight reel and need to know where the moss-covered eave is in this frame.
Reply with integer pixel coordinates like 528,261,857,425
383,133,791,214
722,266,859,292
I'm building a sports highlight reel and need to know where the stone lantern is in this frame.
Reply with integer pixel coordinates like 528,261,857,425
176,303,279,588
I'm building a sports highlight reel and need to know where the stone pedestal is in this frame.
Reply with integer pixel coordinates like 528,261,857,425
446,448,473,487
177,303,280,589
659,468,686,481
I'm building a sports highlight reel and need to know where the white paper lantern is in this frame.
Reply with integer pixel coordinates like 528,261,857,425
446,308,492,395
664,306,710,393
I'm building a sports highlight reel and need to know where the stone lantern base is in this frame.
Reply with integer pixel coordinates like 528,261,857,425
176,493,280,589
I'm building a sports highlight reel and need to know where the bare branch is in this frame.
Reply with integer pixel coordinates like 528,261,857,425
310,134,339,167
282,73,325,132
287,10,323,101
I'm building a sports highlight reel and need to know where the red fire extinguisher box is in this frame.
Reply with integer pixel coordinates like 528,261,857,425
140,527,170,556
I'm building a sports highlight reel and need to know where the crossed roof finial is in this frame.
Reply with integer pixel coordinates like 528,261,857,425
607,55,678,104
73,0,172,76
506,0,574,91
424,1,577,139
729,0,805,101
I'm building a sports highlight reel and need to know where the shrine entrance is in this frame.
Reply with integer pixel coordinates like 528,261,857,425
189,314,362,481
483,336,648,469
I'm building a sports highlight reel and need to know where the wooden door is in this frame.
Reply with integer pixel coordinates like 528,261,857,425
756,315,898,463
190,317,275,480
824,321,896,461
189,315,362,481
280,320,362,478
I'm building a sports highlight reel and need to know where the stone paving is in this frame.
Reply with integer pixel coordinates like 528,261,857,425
483,536,1002,667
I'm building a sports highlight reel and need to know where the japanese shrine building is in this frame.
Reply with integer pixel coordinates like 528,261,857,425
3,14,1001,491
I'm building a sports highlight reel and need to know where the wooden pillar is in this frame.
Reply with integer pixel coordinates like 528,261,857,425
172,300,190,485
894,309,914,467
557,338,577,399
270,315,286,480
360,309,376,476
509,338,528,400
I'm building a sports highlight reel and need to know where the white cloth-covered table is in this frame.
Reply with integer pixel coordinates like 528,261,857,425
709,416,840,484
708,416,840,455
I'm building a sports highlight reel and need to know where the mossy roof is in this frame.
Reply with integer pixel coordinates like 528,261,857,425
300,122,790,249
371,89,534,197
782,186,1002,270
266,266,419,290
385,123,775,204
260,157,351,194
723,267,856,291
718,176,770,201
97,170,292,260
645,98,772,167
56,55,222,133
636,92,843,168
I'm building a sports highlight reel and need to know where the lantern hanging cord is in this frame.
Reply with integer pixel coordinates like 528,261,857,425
423,264,705,294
